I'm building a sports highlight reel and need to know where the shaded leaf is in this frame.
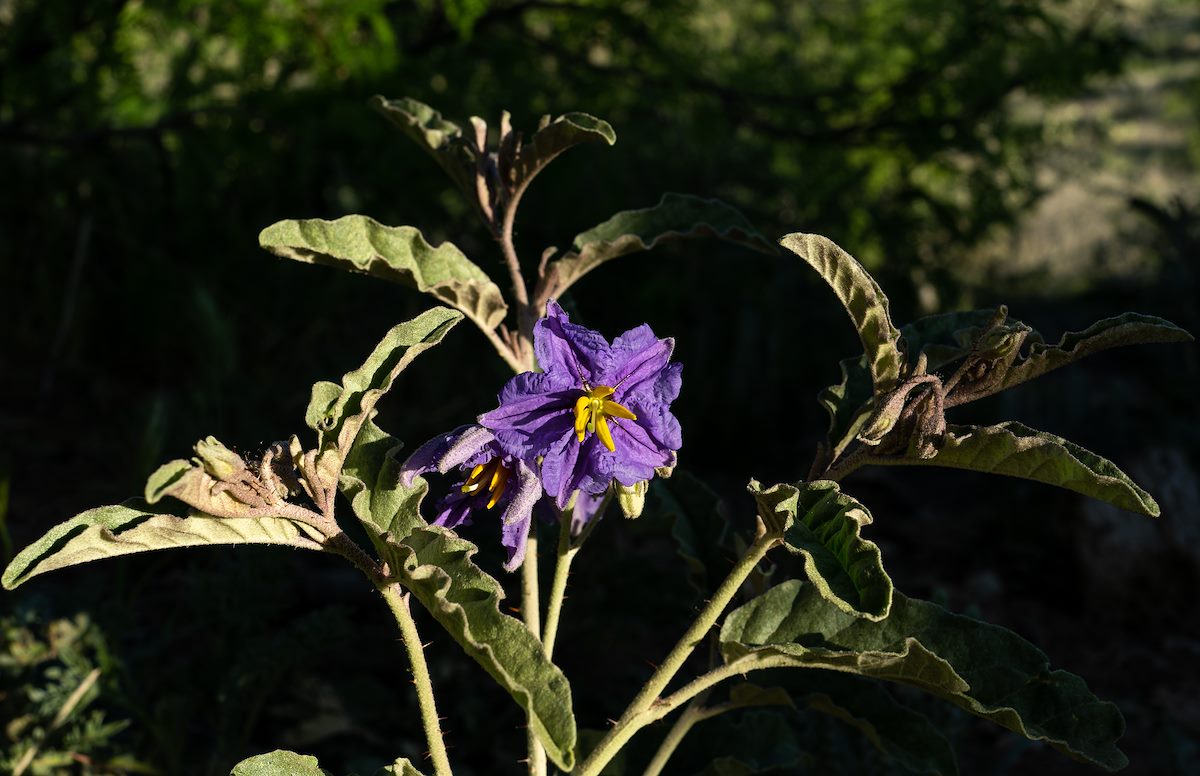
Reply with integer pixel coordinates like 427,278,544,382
898,309,1001,372
375,758,426,776
686,711,810,775
749,481,892,620
720,581,1127,771
544,194,775,298
654,470,737,597
371,95,474,196
817,354,875,458
3,504,322,590
339,426,577,771
780,233,903,393
789,673,957,775
230,750,329,776
259,216,503,331
980,312,1191,397
888,421,1159,517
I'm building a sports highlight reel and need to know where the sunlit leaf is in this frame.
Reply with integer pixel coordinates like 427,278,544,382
749,480,892,620
513,112,615,192
3,504,323,590
720,581,1127,771
371,95,475,197
259,216,503,330
230,750,329,776
543,194,775,299
886,421,1159,517
781,233,903,393
340,424,577,771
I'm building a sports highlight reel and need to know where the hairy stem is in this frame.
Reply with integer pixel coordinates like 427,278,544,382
641,695,709,776
522,526,547,776
576,532,778,776
379,584,452,776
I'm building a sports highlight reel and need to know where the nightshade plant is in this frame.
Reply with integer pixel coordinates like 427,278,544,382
3,97,1193,776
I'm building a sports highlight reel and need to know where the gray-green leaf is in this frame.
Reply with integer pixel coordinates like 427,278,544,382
259,217,504,331
371,95,475,197
230,750,330,776
817,354,875,458
885,421,1159,517
3,504,323,590
340,425,577,771
781,233,904,393
720,581,1127,771
514,112,615,192
543,194,775,299
749,480,892,620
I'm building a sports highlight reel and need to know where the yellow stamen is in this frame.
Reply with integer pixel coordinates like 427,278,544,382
486,470,510,509
571,385,637,452
461,458,513,509
595,415,615,451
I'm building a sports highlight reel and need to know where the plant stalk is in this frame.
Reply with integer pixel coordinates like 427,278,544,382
575,532,778,776
379,583,453,776
522,526,548,776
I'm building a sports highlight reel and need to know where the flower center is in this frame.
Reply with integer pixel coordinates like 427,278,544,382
461,458,512,509
573,385,638,452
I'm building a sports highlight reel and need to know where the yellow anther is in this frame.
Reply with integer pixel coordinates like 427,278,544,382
572,385,636,452
461,458,513,509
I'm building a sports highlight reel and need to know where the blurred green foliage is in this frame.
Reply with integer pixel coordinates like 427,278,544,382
1,1,1195,774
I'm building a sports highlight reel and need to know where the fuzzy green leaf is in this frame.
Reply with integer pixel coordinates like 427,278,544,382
514,111,615,190
787,673,957,775
230,750,330,776
375,758,426,776
339,425,577,771
656,470,738,597
890,421,1159,517
781,233,903,393
983,312,1191,396
817,354,875,458
749,480,892,620
259,216,504,331
371,95,474,196
3,504,323,590
304,307,462,474
544,194,775,298
720,581,1127,771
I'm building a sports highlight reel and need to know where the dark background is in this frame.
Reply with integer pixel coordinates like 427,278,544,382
1,1,1198,774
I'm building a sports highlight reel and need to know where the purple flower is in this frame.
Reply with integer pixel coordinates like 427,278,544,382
479,301,682,509
399,425,541,571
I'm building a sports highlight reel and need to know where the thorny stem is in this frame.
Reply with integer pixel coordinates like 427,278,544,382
641,695,709,776
575,531,779,776
521,525,547,776
379,584,453,776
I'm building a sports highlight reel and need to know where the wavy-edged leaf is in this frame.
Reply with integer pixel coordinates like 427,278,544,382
260,217,503,331
749,481,892,620
720,581,1127,771
989,312,1191,395
376,758,427,776
654,470,737,597
781,233,903,393
3,503,323,590
888,421,1159,517
514,111,615,191
304,306,462,469
371,95,474,196
818,354,875,458
544,194,775,298
230,750,329,776
339,425,576,771
786,673,957,775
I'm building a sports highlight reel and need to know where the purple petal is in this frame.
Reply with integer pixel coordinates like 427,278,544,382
570,489,609,535
603,327,674,399
440,426,499,472
535,300,612,382
541,433,615,508
607,417,676,486
399,425,475,486
432,488,476,529
499,462,542,571
624,395,683,452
